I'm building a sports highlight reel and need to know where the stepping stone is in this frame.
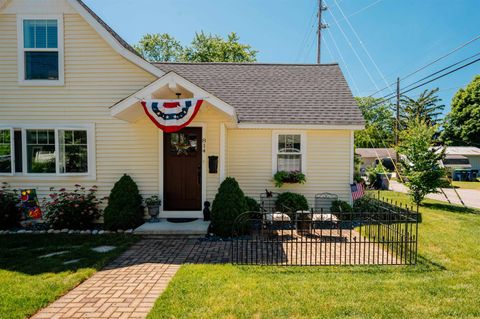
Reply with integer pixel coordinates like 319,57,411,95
63,259,81,265
39,251,69,258
91,245,116,253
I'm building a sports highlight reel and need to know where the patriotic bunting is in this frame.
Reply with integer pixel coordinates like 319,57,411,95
141,99,204,133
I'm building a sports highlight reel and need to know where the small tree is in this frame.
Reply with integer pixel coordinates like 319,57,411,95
104,174,144,230
211,177,247,237
398,120,446,205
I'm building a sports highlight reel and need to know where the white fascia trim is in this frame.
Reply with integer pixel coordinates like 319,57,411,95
239,123,365,130
66,0,164,78
111,72,237,120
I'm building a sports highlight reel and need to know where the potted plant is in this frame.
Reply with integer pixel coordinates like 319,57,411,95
273,170,306,187
145,195,161,221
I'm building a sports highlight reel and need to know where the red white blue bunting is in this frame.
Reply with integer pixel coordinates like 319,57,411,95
141,99,204,133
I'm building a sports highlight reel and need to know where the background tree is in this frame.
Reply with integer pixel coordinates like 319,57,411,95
354,97,394,148
441,75,480,146
134,33,183,62
135,32,257,63
400,88,444,128
398,120,446,205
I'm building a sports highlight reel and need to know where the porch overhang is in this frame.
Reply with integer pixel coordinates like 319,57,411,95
110,71,238,123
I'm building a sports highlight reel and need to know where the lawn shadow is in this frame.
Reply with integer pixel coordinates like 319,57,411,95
0,234,138,275
422,202,479,215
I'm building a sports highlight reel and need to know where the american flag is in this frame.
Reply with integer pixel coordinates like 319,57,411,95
350,183,365,201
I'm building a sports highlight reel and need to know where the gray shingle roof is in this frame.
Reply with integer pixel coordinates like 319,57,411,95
153,63,364,126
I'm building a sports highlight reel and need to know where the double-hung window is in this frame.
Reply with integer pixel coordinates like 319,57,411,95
18,16,64,85
0,126,94,177
273,132,306,173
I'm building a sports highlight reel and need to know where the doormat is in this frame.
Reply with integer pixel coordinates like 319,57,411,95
166,218,199,223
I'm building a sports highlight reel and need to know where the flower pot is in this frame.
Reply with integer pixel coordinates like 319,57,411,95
147,205,160,219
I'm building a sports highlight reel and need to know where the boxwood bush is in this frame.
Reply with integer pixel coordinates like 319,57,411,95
275,192,309,212
104,174,144,230
245,196,260,211
211,177,247,237
0,184,21,230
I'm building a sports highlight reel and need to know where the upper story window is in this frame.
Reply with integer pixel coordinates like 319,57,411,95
18,16,64,85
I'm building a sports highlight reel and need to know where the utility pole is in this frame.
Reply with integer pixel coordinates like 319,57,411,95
317,0,328,64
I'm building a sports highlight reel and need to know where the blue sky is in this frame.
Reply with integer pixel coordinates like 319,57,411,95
84,0,480,114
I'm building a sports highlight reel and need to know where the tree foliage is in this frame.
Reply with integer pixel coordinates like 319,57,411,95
135,32,257,63
400,88,444,127
441,75,480,146
354,97,394,148
398,120,446,205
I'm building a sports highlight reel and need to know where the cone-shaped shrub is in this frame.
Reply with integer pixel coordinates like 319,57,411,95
104,174,144,230
211,177,247,237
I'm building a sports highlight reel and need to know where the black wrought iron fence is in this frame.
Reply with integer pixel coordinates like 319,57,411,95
231,196,419,266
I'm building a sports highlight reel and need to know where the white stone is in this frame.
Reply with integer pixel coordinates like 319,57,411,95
39,251,69,258
17,230,26,234
125,229,133,234
98,230,105,235
61,229,68,233
47,229,54,234
63,259,81,265
91,245,116,253
117,229,124,233
68,230,74,234
92,230,99,235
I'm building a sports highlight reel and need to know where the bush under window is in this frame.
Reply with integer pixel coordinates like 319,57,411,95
0,183,21,230
104,174,144,230
275,192,309,212
43,184,102,230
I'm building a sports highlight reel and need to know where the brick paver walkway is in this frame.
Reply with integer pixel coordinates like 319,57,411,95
32,235,401,318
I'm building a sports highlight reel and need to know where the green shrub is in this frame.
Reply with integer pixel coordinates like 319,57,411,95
245,196,260,211
353,196,378,213
0,183,21,230
275,192,309,212
211,177,247,237
43,185,103,230
330,200,353,213
104,174,144,230
273,170,306,188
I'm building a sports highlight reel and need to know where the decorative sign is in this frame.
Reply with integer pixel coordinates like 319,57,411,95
141,99,204,133
20,189,42,220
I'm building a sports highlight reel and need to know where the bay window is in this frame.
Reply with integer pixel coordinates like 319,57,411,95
0,126,93,176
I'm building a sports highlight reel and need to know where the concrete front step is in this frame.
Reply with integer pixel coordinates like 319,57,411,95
134,219,210,236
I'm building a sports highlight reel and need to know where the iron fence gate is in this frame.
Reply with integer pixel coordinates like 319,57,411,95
231,196,419,266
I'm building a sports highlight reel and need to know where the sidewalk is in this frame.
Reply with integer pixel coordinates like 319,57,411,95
389,181,480,209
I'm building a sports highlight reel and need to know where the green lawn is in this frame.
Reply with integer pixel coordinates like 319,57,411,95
0,234,137,319
451,181,480,190
149,192,480,319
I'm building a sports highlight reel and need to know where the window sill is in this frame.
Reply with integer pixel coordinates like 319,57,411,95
5,173,96,182
18,79,65,87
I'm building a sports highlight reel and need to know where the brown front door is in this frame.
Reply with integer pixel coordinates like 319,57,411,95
163,127,202,211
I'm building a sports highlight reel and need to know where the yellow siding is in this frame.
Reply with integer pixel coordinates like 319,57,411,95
227,129,353,206
0,13,158,200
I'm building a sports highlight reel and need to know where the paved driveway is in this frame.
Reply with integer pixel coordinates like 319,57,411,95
389,181,480,209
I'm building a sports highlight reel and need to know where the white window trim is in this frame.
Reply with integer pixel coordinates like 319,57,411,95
0,124,95,180
17,15,65,86
272,131,307,175
0,128,15,176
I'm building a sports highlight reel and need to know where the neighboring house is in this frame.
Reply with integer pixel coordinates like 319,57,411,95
443,147,480,171
355,148,396,171
0,0,364,219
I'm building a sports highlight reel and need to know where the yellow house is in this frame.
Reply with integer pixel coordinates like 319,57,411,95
0,0,364,221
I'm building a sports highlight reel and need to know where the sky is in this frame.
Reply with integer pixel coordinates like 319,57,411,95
84,0,480,114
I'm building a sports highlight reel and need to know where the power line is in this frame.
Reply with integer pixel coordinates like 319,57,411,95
338,0,382,21
295,4,317,62
325,0,381,91
376,52,480,103
333,0,393,94
370,56,480,108
369,33,480,97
